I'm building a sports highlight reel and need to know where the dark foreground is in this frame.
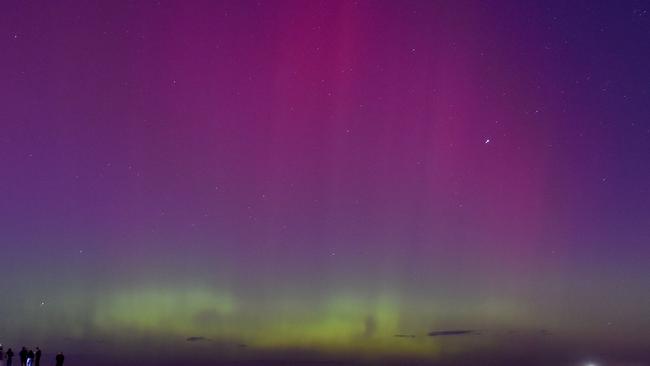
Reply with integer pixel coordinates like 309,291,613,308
64,352,650,366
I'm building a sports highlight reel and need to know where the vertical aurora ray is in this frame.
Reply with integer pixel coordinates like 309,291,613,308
1,1,649,365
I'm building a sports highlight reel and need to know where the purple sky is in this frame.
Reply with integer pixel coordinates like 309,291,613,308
1,1,650,365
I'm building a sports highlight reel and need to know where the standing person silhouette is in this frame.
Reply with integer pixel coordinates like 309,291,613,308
6,348,13,366
33,349,40,366
54,353,64,366
25,351,33,366
18,348,26,366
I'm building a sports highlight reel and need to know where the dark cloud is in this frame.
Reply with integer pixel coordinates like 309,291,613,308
186,336,211,342
427,330,476,337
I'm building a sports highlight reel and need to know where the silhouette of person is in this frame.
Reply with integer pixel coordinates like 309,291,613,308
6,348,13,366
33,349,40,366
25,351,33,366
54,353,64,366
0,345,4,366
18,348,26,366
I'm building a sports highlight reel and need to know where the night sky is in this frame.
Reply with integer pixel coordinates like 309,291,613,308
1,1,650,365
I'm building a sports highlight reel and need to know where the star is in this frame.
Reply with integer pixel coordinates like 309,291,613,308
484,138,491,144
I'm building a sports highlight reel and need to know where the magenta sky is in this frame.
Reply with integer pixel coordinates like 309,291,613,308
1,1,649,365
